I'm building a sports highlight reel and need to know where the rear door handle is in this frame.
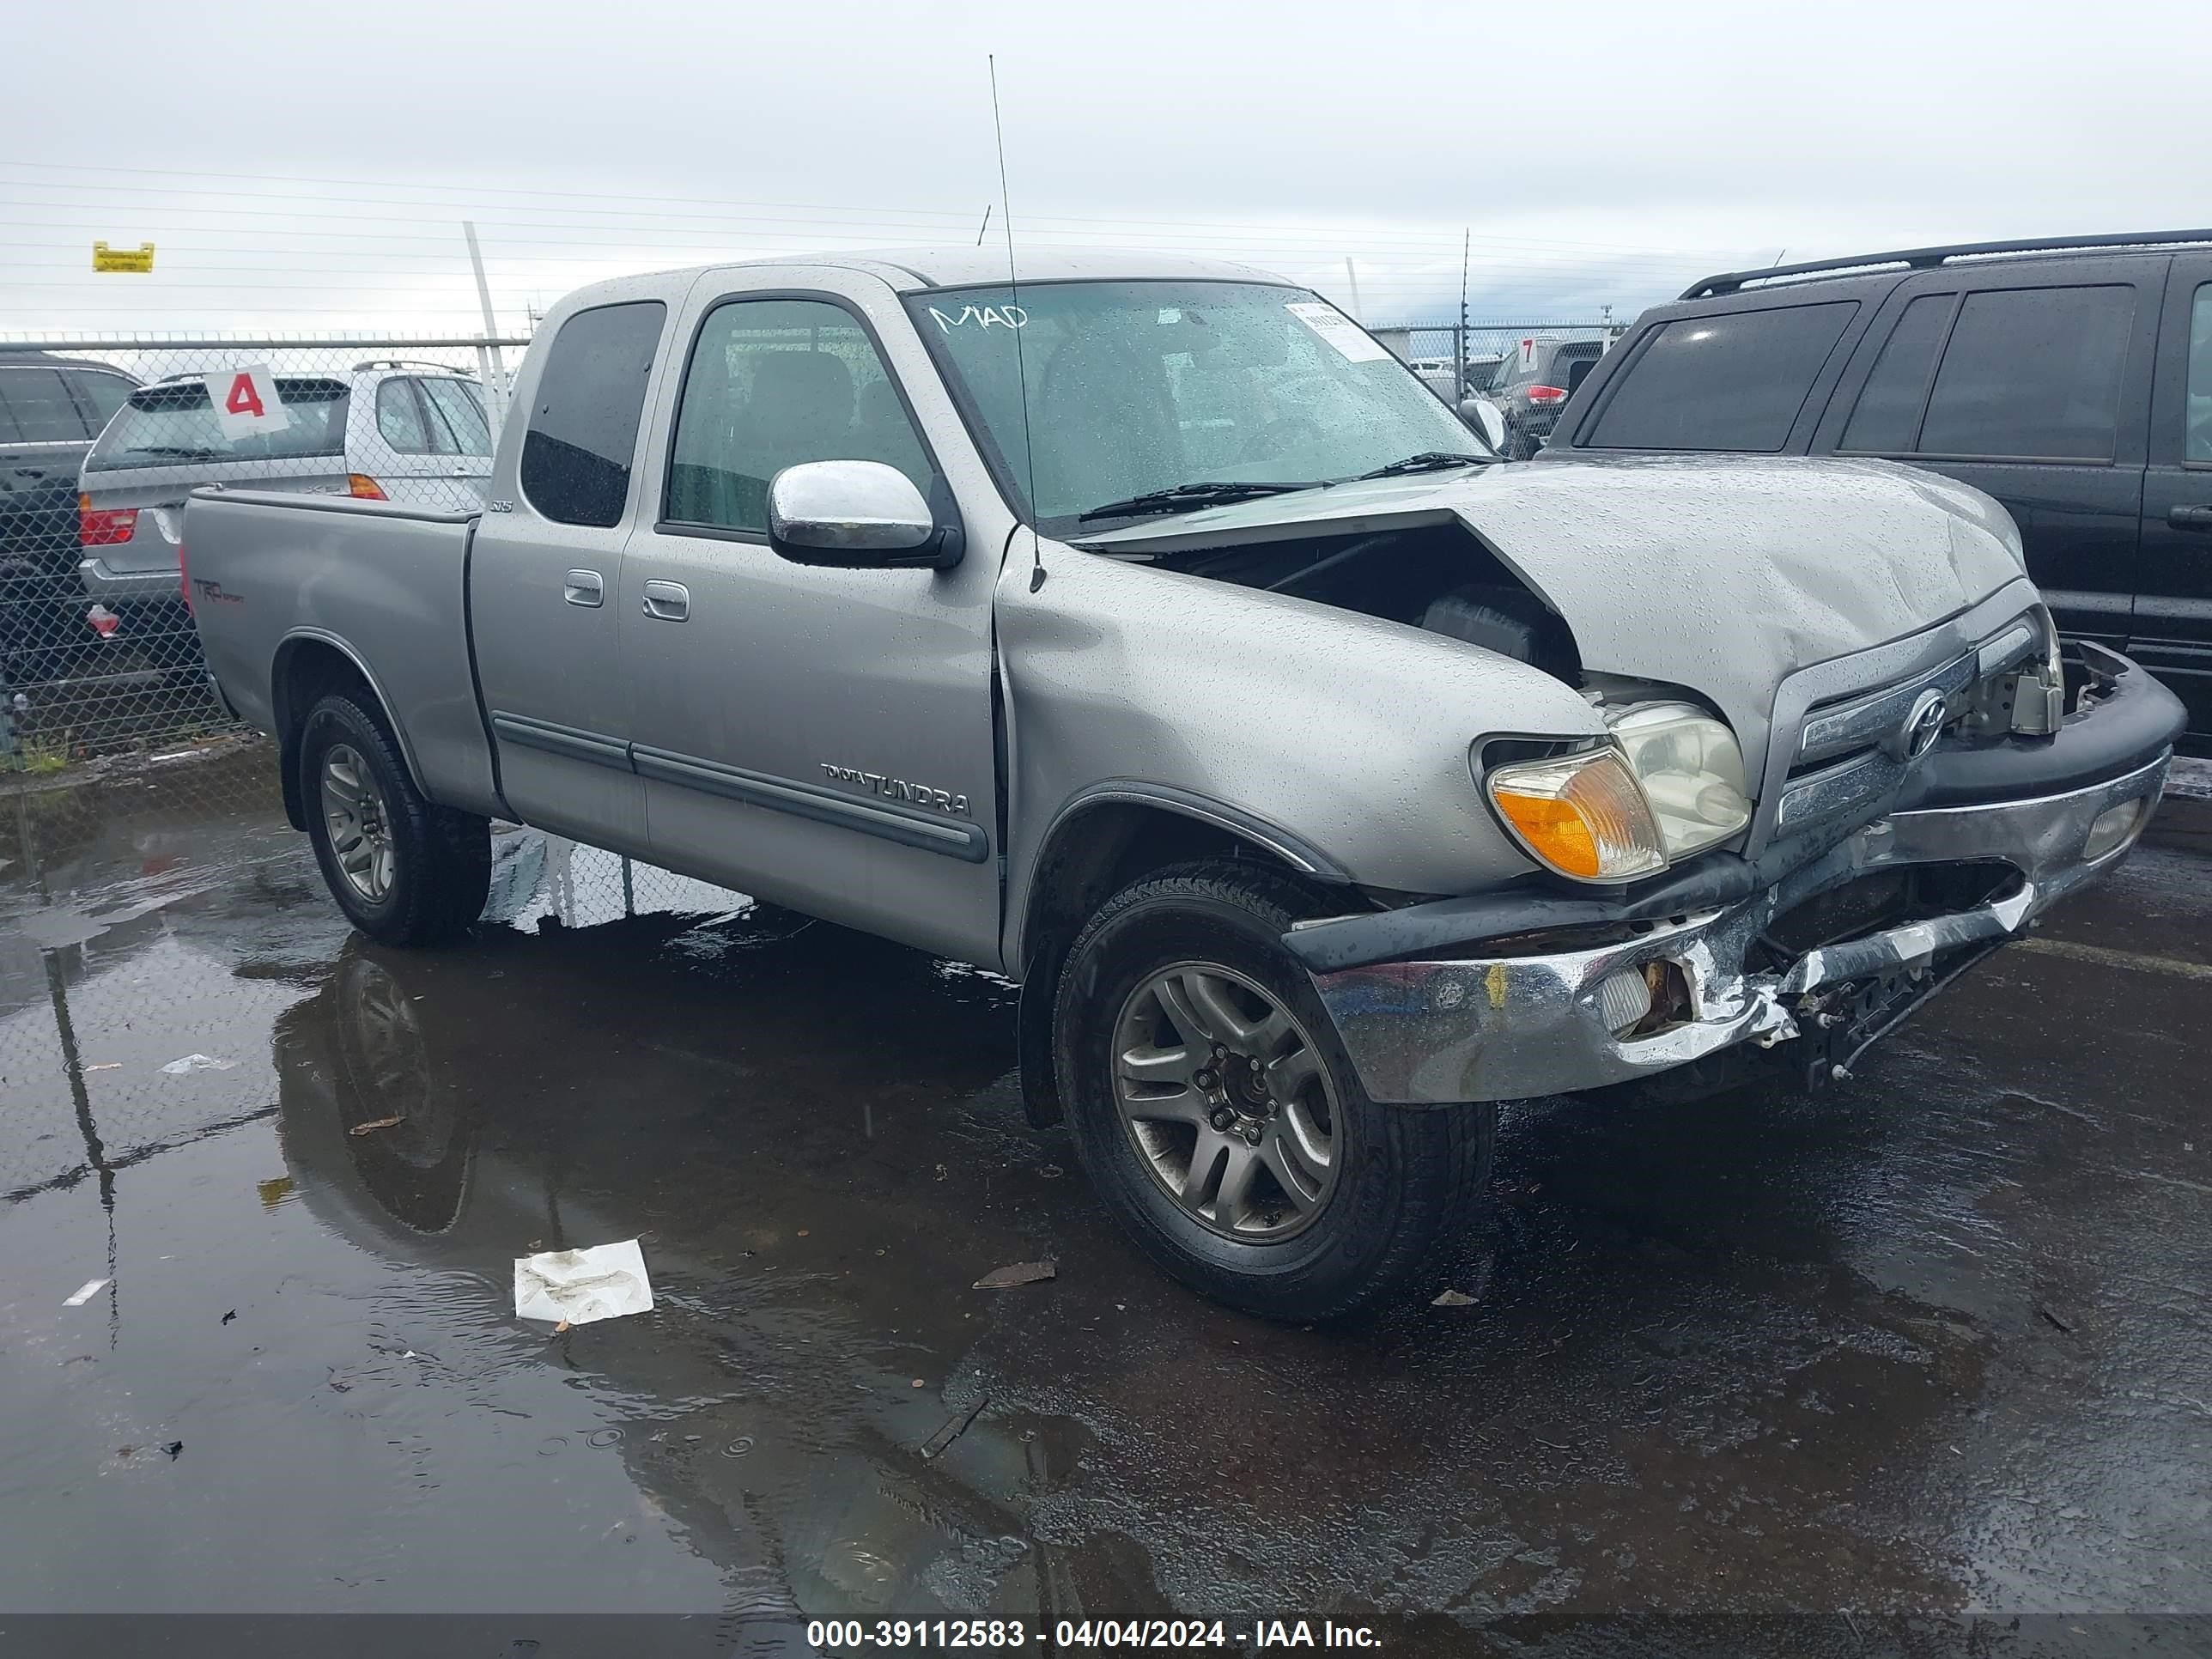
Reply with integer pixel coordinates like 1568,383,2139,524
562,568,605,607
641,579,690,621
2167,504,2212,532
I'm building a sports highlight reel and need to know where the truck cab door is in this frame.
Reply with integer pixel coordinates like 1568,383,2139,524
619,270,1006,968
471,296,671,852
2135,252,2212,739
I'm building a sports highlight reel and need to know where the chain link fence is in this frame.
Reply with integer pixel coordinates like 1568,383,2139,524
0,336,525,771
1374,320,1624,402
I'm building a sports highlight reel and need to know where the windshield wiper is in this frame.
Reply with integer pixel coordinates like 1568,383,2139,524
1075,479,1325,524
129,446,225,459
1349,451,1489,482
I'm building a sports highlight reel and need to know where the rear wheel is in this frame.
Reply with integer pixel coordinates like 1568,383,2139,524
1055,862,1494,1321
298,691,489,946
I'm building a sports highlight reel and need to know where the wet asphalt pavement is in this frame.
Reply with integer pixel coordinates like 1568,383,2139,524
0,747,2207,1656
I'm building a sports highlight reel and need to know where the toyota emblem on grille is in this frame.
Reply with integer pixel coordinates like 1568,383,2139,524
1895,689,1948,761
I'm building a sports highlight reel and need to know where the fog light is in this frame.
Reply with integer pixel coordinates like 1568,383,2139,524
1594,968,1653,1036
2082,799,2146,860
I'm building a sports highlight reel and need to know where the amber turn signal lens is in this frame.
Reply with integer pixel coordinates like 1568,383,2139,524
346,474,388,500
1487,748,1668,883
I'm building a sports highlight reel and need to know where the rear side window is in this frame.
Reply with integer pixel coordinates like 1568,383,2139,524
1560,348,1602,397
1840,294,1953,453
422,379,492,457
63,369,133,431
0,367,94,442
2188,284,2212,465
85,378,351,468
521,301,666,527
1916,285,2134,461
376,380,433,453
1583,301,1858,452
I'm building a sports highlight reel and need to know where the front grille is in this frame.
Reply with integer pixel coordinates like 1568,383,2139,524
1771,650,1978,837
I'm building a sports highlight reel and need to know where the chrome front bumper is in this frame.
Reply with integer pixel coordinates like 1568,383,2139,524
1310,753,2170,1104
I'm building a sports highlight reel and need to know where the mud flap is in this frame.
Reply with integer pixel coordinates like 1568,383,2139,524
1017,942,1066,1129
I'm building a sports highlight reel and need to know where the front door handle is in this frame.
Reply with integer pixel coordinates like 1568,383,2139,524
562,568,605,607
2168,504,2212,533
641,579,690,622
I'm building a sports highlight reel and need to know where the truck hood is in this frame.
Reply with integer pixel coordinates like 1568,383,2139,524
1079,454,2032,776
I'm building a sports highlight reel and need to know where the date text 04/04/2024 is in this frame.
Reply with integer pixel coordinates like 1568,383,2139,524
804,1619,1384,1649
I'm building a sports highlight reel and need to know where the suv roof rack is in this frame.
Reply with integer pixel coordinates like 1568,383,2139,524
1681,228,2212,301
352,358,475,375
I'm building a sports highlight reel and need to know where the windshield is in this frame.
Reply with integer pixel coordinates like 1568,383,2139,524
907,280,1488,533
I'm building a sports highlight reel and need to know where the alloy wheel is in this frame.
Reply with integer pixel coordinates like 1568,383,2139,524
1111,961,1340,1241
321,743,396,902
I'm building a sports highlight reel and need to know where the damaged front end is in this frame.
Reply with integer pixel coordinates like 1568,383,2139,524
1294,647,2181,1105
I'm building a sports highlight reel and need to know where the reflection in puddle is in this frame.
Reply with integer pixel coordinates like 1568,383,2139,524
264,887,1139,1630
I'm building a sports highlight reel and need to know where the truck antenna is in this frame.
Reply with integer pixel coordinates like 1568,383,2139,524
1458,227,1471,401
988,54,1047,592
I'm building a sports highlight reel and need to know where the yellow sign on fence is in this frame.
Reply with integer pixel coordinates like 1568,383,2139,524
92,241,155,274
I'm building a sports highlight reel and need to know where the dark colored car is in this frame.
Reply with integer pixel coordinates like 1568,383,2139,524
1480,336,1608,458
1546,229,2212,744
0,352,138,684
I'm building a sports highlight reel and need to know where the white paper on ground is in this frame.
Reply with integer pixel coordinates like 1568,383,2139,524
64,1278,110,1306
161,1054,237,1074
514,1240,653,1326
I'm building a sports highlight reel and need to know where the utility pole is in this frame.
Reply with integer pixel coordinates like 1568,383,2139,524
463,221,511,435
1342,256,1364,324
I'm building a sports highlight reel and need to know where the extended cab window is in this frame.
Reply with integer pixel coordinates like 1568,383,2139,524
2185,284,2212,465
1916,285,2134,461
1583,301,1857,452
665,298,933,533
520,301,666,527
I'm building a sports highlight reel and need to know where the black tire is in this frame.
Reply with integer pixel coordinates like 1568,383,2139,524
297,690,490,947
1054,861,1494,1322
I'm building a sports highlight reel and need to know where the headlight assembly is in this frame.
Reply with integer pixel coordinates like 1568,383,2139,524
1606,702,1752,861
1484,702,1750,884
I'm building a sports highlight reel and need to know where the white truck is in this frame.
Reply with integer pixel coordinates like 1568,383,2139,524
182,248,2183,1318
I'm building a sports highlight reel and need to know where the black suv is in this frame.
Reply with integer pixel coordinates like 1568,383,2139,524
1480,336,1609,459
0,351,138,684
1546,231,2212,743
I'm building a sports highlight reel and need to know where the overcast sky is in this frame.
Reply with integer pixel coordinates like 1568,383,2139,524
5,0,2206,337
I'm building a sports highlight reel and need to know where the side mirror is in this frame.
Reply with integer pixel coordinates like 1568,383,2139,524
1459,398,1509,454
765,460,962,570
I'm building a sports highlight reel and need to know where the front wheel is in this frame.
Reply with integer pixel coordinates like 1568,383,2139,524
1054,862,1493,1321
298,691,490,947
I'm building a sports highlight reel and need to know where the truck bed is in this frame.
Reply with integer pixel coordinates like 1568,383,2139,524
183,490,501,817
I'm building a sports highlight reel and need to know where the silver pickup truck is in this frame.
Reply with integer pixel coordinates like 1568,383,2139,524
185,248,2185,1320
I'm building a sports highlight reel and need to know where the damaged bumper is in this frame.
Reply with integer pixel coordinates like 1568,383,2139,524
1307,662,2179,1105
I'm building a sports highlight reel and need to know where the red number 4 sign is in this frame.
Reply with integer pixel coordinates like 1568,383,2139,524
204,364,291,437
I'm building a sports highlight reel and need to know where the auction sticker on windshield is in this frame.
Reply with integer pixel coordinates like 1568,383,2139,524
1285,301,1391,362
